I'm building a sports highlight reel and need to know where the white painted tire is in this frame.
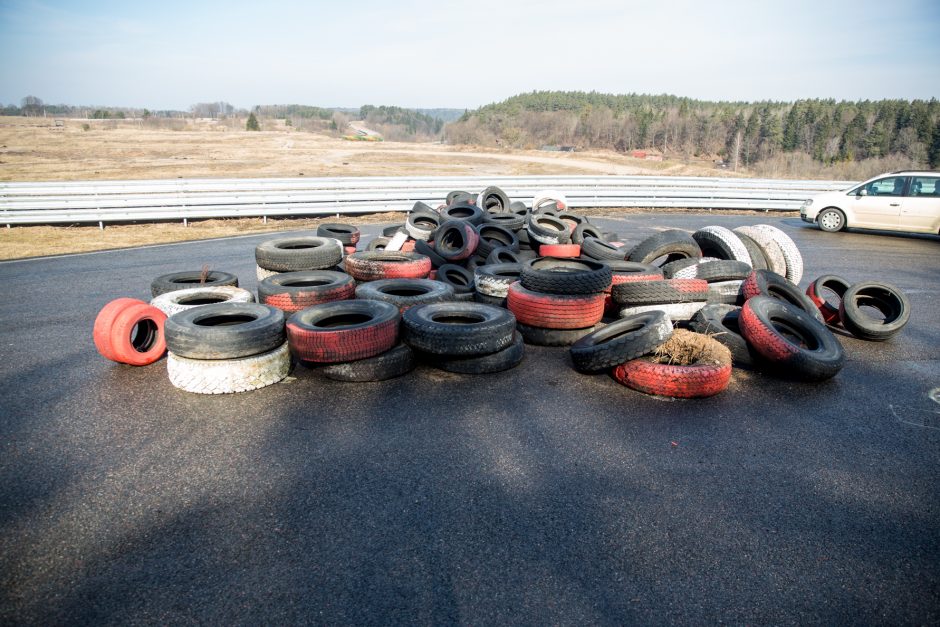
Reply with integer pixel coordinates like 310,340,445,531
619,301,707,321
671,257,721,279
733,226,788,277
532,189,568,212
167,342,291,394
706,280,744,305
150,286,255,317
257,265,280,281
474,274,512,298
751,224,803,284
692,226,751,265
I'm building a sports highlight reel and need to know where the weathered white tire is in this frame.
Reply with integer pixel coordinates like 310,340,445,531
532,189,568,212
671,257,721,279
256,265,280,281
474,275,512,297
167,342,291,394
692,226,751,265
707,280,744,304
733,226,788,277
619,301,707,321
751,224,802,284
150,286,255,317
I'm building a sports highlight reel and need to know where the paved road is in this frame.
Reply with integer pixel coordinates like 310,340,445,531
1,215,938,624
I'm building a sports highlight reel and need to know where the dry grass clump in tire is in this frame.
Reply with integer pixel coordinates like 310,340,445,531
652,329,732,368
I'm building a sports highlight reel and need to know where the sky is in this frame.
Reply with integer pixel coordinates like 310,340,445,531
1,0,939,111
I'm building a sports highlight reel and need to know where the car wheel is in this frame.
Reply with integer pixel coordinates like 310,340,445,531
817,208,846,232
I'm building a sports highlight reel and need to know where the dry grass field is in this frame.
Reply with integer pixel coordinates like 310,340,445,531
0,116,735,259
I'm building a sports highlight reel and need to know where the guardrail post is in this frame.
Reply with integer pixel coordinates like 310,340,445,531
99,221,104,230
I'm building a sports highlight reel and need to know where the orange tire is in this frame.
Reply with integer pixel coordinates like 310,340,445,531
94,298,167,365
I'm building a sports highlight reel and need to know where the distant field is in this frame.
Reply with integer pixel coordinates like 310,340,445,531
0,115,740,259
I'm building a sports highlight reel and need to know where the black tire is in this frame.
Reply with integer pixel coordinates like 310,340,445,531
527,215,571,245
151,271,238,298
558,212,588,229
520,257,612,295
612,279,709,306
743,270,824,323
319,343,415,382
569,311,673,372
486,246,523,265
572,223,603,244
473,291,507,308
475,224,520,259
689,304,756,369
516,227,533,249
446,191,473,205
402,302,516,356
165,302,285,360
435,264,475,293
581,236,626,261
482,212,525,231
509,201,528,213
602,260,664,280
474,263,523,297
477,186,511,213
839,281,910,341
422,331,524,374
661,257,714,279
440,202,484,225
676,259,752,282
627,230,702,266
516,322,597,346
817,207,847,233
317,223,359,245
412,201,437,214
366,237,391,251
735,232,768,271
383,225,406,237
355,278,455,311
414,239,448,268
255,237,343,272
740,296,845,381
435,220,480,261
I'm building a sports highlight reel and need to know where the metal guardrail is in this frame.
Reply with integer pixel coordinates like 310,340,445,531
0,175,853,226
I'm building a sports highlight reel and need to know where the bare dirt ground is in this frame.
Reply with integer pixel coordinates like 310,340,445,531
0,116,743,259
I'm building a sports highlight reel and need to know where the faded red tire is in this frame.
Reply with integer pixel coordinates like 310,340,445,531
400,240,416,252
507,282,605,329
93,298,167,366
287,300,400,363
435,220,480,261
258,271,356,312
343,251,432,281
344,245,357,255
805,275,850,325
539,244,581,258
742,270,824,322
612,329,732,398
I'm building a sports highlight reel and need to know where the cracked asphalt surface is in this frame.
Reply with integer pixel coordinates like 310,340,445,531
1,214,938,624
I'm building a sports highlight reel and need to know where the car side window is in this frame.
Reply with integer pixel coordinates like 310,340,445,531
909,177,939,197
866,177,907,196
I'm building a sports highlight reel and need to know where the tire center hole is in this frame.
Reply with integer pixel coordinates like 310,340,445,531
279,244,317,250
194,314,257,327
283,280,332,287
382,287,428,297
432,314,486,325
314,313,373,328
770,317,819,350
177,296,228,305
129,319,158,352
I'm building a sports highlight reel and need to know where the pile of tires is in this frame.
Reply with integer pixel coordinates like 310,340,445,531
91,184,911,400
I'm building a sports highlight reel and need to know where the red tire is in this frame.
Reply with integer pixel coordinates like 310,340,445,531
507,282,605,329
344,245,357,255
94,298,167,366
400,240,416,252
805,275,850,325
258,271,356,312
343,251,432,281
539,244,581,258
612,330,731,398
287,300,400,363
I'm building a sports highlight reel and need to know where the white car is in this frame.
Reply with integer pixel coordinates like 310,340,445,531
800,171,940,234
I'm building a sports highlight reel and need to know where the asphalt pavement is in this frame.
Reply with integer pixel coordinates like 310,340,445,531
1,214,938,624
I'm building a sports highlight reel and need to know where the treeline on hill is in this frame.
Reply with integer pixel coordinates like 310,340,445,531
446,91,940,175
359,105,444,141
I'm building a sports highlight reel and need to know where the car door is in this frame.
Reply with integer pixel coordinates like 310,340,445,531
900,176,940,233
849,176,906,229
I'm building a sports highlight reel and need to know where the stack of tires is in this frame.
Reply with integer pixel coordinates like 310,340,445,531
507,258,611,346
317,223,360,255
164,302,291,394
402,302,523,374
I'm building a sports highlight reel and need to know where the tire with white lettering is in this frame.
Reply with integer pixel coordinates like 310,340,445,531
167,342,290,394
740,296,844,381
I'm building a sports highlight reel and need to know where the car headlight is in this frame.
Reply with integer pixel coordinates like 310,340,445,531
801,199,813,208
